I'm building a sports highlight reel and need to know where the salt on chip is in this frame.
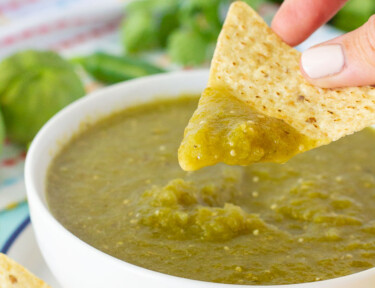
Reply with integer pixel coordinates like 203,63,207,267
178,1,375,171
0,253,51,288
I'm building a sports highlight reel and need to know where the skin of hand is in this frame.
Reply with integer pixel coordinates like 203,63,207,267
271,0,375,88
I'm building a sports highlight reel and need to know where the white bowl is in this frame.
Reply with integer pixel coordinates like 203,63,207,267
25,70,375,288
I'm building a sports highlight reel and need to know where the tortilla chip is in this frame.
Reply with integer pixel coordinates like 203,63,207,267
179,87,321,171
0,253,51,288
178,1,375,171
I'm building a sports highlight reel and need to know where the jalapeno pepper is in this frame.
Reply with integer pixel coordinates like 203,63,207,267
74,52,166,84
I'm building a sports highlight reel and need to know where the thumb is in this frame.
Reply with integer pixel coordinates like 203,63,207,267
300,16,375,88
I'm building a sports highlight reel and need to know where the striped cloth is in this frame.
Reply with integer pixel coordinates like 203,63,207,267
0,0,126,213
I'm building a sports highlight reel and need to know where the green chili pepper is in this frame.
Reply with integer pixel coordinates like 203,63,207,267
73,52,166,84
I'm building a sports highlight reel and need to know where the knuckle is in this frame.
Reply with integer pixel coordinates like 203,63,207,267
368,14,375,26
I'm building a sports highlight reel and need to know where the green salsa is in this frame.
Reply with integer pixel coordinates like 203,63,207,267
47,96,375,285
178,88,324,171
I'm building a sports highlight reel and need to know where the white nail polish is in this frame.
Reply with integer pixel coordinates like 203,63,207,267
301,44,345,79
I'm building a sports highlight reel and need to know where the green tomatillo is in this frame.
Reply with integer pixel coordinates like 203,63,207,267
0,50,85,145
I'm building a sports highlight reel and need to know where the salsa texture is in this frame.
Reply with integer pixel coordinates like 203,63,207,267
178,88,322,171
47,96,375,285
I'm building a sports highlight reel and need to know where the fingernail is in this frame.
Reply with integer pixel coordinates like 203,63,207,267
301,44,345,79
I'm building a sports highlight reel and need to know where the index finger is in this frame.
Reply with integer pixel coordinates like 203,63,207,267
271,0,348,46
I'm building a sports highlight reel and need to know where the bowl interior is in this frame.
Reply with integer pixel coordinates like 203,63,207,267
25,70,375,288
27,70,209,208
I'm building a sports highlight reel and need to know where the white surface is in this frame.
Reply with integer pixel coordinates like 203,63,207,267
25,70,375,288
7,224,62,288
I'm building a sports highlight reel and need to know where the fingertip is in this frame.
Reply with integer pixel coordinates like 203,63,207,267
299,58,322,87
271,3,308,47
271,16,300,47
299,44,346,88
271,0,348,47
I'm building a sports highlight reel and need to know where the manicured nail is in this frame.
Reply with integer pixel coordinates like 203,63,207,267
301,44,345,79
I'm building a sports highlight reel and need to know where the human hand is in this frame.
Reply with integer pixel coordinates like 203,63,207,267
271,0,375,88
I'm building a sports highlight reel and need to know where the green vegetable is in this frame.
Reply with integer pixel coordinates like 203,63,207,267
242,0,269,10
121,0,375,65
0,50,85,145
167,29,210,66
158,6,180,46
121,11,160,53
74,52,165,84
178,0,223,40
120,0,268,66
332,0,375,32
121,0,180,53
0,109,4,154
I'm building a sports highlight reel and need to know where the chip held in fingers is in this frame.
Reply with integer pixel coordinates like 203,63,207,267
178,1,375,171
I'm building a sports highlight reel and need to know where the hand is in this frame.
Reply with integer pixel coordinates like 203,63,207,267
271,0,375,88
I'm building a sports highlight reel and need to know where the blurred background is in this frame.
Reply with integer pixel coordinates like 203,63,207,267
0,0,373,251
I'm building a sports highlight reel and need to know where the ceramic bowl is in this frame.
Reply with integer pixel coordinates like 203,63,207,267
25,70,375,288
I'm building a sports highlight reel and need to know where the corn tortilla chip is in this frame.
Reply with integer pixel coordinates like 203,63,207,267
178,1,375,171
0,253,51,288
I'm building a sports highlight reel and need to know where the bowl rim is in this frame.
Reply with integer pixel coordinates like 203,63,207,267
25,69,375,288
